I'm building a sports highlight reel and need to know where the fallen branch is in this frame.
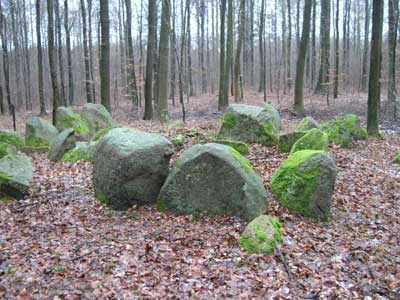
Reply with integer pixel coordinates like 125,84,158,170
274,240,293,279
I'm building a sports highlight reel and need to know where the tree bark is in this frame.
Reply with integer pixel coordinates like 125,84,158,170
387,0,399,119
156,0,171,122
80,0,93,103
294,0,313,113
47,0,60,124
222,0,233,107
144,0,157,120
367,0,384,135
55,0,66,106
64,0,74,105
361,0,370,92
218,0,226,110
0,1,12,114
100,0,111,112
234,0,245,102
334,0,340,99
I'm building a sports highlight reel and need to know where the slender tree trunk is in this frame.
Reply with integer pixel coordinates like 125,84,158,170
218,0,227,110
170,0,177,101
287,0,292,91
22,0,32,111
367,0,384,135
311,0,316,86
187,2,194,96
387,0,399,119
294,0,313,113
64,0,74,105
144,0,157,120
222,0,233,107
234,0,245,102
100,0,111,112
9,0,22,110
124,0,139,109
0,2,12,114
88,0,96,103
55,0,66,106
156,0,171,122
361,0,370,92
47,0,60,124
200,0,207,93
250,0,254,85
258,0,265,93
315,0,331,94
334,0,340,98
81,0,93,103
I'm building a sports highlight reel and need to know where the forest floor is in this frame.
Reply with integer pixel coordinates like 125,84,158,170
0,93,400,299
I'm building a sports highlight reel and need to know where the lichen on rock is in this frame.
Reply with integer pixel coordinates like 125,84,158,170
290,128,329,154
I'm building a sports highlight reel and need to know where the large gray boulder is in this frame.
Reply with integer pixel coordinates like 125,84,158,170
48,129,76,161
80,103,113,136
158,143,268,221
270,150,337,220
93,128,174,210
218,104,279,146
25,117,59,147
56,107,90,140
0,155,32,199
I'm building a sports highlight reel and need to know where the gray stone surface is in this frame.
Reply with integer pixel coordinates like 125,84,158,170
93,127,174,210
0,155,32,199
159,143,268,221
48,129,76,161
80,103,113,136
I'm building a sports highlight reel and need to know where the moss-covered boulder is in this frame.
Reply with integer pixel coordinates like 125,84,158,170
0,130,24,148
239,215,282,254
56,107,90,140
277,131,308,153
260,103,281,132
290,128,329,154
218,104,279,146
25,117,59,148
63,141,96,163
213,140,250,155
0,155,32,200
93,128,174,210
270,150,337,220
321,114,367,148
158,143,268,221
395,148,400,164
0,143,17,159
296,116,321,132
80,103,113,137
48,129,76,161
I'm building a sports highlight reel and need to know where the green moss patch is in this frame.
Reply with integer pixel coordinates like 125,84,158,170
239,215,282,254
92,125,120,142
0,171,9,184
229,147,252,173
156,199,168,212
270,150,325,218
25,135,50,148
171,134,185,147
63,143,95,163
321,114,367,148
0,130,24,148
214,140,250,155
395,148,400,164
95,190,108,205
277,131,307,153
290,128,328,154
221,112,236,130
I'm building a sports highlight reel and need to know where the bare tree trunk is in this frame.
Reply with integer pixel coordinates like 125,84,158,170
0,1,13,114
124,0,139,109
294,0,313,114
187,1,194,97
88,0,96,103
258,0,265,93
81,0,93,103
218,0,227,110
311,0,316,86
64,0,74,105
334,0,340,99
55,0,66,106
47,0,60,124
100,0,111,111
234,0,245,102
200,0,207,93
22,0,32,111
222,0,233,106
144,0,157,120
315,0,331,94
367,0,384,136
287,0,292,92
361,0,370,92
387,0,399,119
9,0,23,110
156,0,171,122
170,0,177,101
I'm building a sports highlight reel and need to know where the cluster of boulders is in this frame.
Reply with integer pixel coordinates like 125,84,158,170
0,103,116,199
3,101,399,256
